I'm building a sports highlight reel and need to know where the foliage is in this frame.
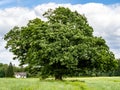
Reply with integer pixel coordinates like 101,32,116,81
0,63,8,77
24,65,41,77
13,66,24,72
4,7,118,79
6,62,14,77
114,59,120,76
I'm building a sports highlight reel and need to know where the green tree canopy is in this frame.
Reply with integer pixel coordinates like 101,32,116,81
4,7,118,80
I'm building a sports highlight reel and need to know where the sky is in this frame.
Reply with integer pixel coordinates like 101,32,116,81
0,0,120,66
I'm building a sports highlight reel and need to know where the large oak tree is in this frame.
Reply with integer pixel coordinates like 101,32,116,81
4,7,118,80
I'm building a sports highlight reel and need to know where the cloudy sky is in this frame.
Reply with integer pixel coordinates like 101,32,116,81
0,0,120,66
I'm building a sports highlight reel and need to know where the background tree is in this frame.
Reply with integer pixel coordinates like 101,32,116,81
4,7,118,80
6,62,14,77
0,63,8,77
114,59,120,76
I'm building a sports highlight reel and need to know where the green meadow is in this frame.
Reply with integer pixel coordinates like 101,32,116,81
0,77,120,90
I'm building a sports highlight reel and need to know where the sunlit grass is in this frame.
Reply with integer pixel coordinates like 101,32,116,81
65,77,120,90
0,77,120,90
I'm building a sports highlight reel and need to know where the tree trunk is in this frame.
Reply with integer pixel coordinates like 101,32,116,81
55,74,62,80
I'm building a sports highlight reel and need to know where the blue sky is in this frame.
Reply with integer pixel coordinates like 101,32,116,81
0,0,120,8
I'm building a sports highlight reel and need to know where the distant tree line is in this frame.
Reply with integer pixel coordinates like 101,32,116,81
0,60,120,78
0,62,25,78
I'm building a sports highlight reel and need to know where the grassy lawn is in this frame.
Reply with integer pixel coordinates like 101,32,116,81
0,77,120,90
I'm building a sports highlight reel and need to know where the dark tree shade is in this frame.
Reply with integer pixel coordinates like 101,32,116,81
6,62,14,77
4,7,118,80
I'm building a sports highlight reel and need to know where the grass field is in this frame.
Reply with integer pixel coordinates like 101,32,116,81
0,77,120,90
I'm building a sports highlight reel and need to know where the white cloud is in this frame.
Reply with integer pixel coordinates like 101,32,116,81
0,7,37,35
0,3,120,66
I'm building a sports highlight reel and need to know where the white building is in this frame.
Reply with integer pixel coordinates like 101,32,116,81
14,72,27,78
